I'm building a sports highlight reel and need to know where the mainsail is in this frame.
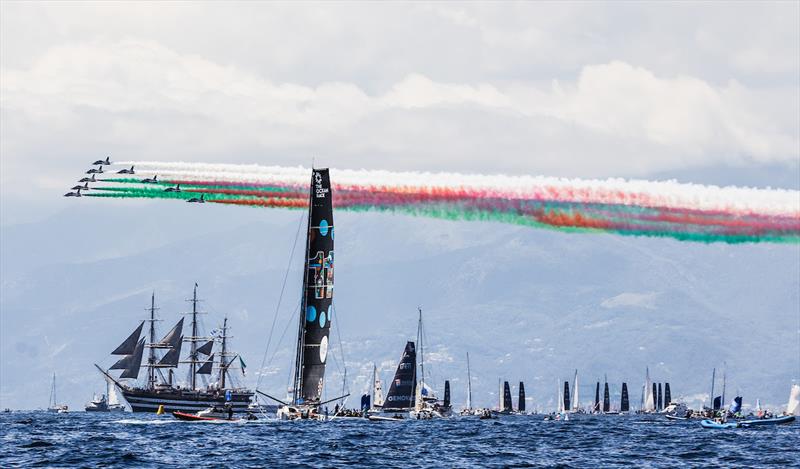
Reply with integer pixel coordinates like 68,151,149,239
572,370,579,411
444,380,451,409
620,382,630,412
503,381,512,412
196,354,214,375
292,168,334,405
603,382,610,412
518,382,526,413
112,322,144,355
664,382,671,405
105,374,121,406
563,381,571,412
644,368,655,411
383,341,416,410
657,383,663,411
157,319,185,367
372,364,384,408
594,382,600,412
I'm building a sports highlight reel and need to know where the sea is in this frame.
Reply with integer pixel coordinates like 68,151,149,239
1,411,798,468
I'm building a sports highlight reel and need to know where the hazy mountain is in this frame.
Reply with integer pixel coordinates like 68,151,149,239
1,202,798,411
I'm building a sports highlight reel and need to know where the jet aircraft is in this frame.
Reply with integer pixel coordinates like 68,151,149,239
117,165,135,174
86,166,104,174
64,188,82,197
92,156,111,165
140,175,158,183
186,194,205,203
164,184,181,193
78,174,97,183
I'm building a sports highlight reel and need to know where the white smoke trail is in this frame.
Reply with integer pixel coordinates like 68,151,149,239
113,161,800,217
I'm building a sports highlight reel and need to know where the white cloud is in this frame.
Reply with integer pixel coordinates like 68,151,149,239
601,292,660,310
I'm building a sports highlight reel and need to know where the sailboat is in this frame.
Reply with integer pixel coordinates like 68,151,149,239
571,370,581,413
369,363,385,413
459,352,477,416
642,367,655,413
786,384,800,416
85,374,125,412
47,373,68,413
370,341,416,421
96,289,253,414
409,308,450,419
620,382,630,413
258,168,346,420
517,382,526,415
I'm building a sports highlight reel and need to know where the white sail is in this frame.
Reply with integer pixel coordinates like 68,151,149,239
373,377,384,408
572,370,580,411
788,384,800,416
644,368,655,411
557,379,564,413
105,375,121,406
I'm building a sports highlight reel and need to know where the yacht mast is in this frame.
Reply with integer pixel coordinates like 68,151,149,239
466,352,472,409
188,284,201,391
219,317,228,389
417,307,425,390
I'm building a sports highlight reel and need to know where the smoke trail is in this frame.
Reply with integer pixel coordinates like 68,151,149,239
78,162,800,244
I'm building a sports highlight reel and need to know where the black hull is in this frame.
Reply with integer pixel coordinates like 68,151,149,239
120,388,253,413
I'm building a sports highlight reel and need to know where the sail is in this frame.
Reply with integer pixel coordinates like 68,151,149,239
729,396,742,414
657,383,663,411
713,396,722,410
518,382,526,413
373,376,384,408
196,354,214,374
594,382,600,412
652,383,658,410
383,341,417,410
563,381,571,412
196,340,214,356
787,384,800,416
503,381,513,412
295,168,334,405
158,318,184,347
603,382,610,412
572,370,579,411
111,321,144,355
621,382,630,412
664,382,671,405
444,380,451,408
557,380,564,413
360,394,370,411
644,368,655,411
158,336,183,366
103,374,121,406
119,338,146,379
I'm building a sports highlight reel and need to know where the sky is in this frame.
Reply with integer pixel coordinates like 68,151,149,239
1,1,799,225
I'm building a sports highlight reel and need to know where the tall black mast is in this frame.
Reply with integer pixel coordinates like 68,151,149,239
292,189,313,404
219,317,228,389
189,284,200,391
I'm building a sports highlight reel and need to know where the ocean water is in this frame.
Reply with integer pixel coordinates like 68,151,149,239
1,411,798,468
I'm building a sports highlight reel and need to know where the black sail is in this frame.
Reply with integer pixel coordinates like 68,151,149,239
444,380,451,408
294,168,334,405
664,382,671,405
112,321,144,355
119,338,146,379
383,341,417,410
196,340,214,356
621,382,630,412
518,382,526,413
158,336,183,366
158,318,184,347
652,383,657,410
503,381,512,412
594,382,600,412
196,354,214,375
603,382,610,412
657,383,663,411
563,381,571,411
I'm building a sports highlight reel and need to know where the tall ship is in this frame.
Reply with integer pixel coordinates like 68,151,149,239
96,287,254,413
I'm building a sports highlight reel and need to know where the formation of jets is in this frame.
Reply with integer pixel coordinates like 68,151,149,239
66,157,207,204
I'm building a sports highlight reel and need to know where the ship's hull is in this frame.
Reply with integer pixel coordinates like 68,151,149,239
120,388,253,413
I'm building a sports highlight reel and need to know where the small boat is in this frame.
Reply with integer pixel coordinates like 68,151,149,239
172,405,257,422
47,373,69,413
367,414,404,422
739,415,795,427
700,419,739,429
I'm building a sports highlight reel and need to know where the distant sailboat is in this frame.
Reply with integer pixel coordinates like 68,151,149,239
603,381,611,413
657,383,663,412
499,381,513,414
664,382,671,406
47,373,68,413
643,367,655,412
593,381,601,413
370,364,384,412
563,381,571,413
620,382,630,413
572,370,580,412
460,352,476,416
518,382,526,415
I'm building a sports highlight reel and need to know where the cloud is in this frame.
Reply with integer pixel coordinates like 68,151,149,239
601,292,660,310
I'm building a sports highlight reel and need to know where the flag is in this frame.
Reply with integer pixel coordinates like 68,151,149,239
239,356,247,376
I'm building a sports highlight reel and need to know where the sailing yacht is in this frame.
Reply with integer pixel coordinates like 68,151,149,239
47,373,68,413
369,364,385,413
257,169,346,420
459,352,478,416
85,374,125,412
409,308,451,419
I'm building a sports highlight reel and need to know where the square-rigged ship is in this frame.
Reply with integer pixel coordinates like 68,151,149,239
96,286,254,413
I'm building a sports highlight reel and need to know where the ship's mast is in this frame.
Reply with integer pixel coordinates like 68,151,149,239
146,292,159,390
417,307,425,390
219,317,228,389
466,352,472,409
189,284,200,391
